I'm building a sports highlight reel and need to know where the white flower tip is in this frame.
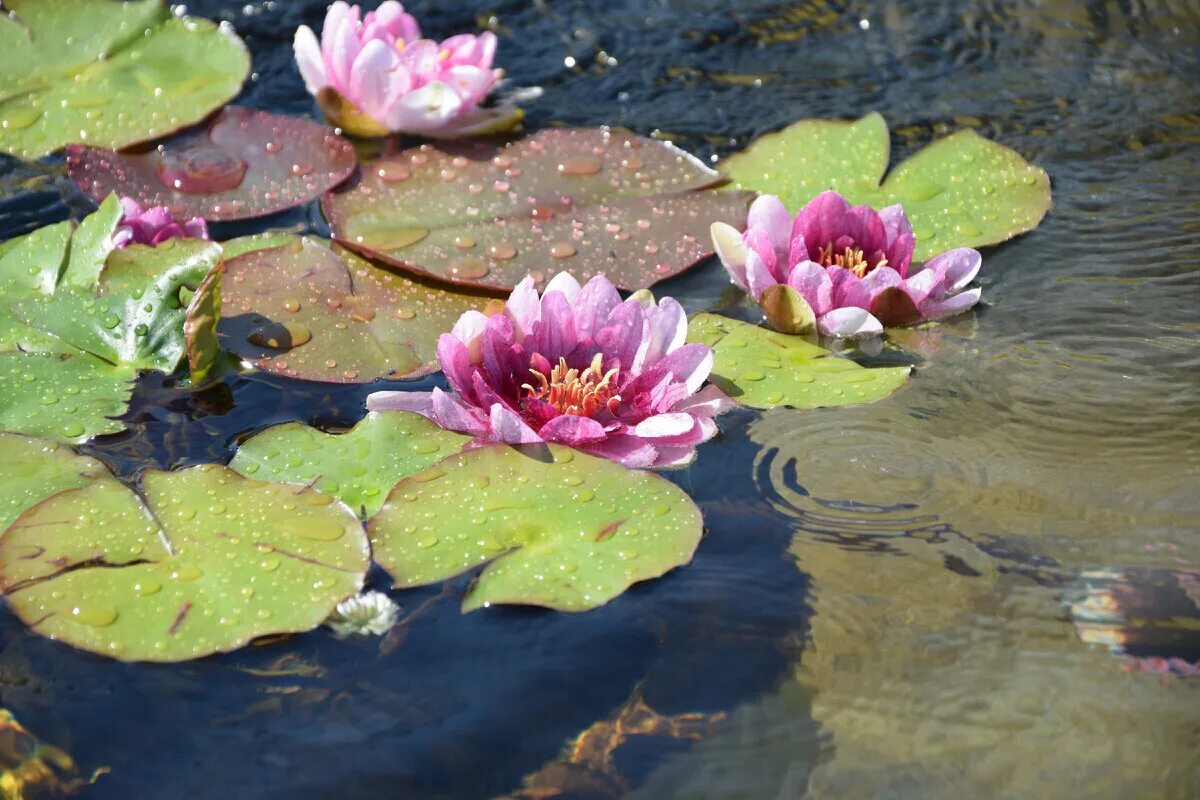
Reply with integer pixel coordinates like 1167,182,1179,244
327,591,400,638
710,221,747,270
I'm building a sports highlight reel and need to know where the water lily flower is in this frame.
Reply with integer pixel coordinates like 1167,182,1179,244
327,591,400,638
367,274,733,469
293,1,509,137
113,197,208,248
711,191,982,338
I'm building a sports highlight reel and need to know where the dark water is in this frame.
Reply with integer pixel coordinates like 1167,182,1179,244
1,1,1198,798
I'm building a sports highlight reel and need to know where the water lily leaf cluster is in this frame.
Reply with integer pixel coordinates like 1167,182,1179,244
0,198,222,442
0,464,368,662
219,236,489,383
67,107,357,222
721,112,1051,261
687,313,910,409
0,0,250,160
324,128,753,291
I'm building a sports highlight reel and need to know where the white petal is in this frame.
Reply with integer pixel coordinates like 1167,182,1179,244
293,26,328,95
817,307,884,339
711,221,749,290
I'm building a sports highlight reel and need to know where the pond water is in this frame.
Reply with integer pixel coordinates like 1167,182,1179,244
1,0,1198,797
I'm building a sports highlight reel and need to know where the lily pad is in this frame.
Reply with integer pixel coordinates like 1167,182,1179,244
0,0,249,160
15,239,223,374
369,444,703,612
230,411,471,518
721,112,1051,261
686,313,909,409
67,107,357,222
0,433,109,531
219,236,488,383
0,352,134,443
0,464,369,662
324,128,753,292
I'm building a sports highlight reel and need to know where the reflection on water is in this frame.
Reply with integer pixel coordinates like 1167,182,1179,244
1,0,1199,797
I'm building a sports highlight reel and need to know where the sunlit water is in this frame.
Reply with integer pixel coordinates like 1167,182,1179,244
0,1,1197,797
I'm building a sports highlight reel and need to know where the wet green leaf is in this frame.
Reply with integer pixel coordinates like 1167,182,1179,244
61,194,124,289
0,352,134,443
369,444,703,612
324,128,753,292
230,411,471,518
0,1,249,160
0,433,109,532
219,232,302,262
687,313,909,409
219,236,489,383
0,222,73,354
0,465,369,662
722,112,1051,261
15,239,223,374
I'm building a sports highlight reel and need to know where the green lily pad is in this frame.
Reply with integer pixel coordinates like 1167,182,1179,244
15,238,223,374
369,444,703,613
230,411,471,518
0,0,249,160
686,313,909,409
0,433,109,532
219,236,489,383
324,128,753,292
0,464,369,662
721,112,1051,261
0,351,134,443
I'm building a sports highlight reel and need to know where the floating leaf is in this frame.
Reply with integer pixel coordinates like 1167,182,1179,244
15,239,223,374
687,313,909,409
721,112,1051,261
0,465,368,662
0,1,249,160
219,231,299,262
67,107,356,221
0,433,109,531
230,411,471,518
219,236,488,383
324,128,753,291
369,444,703,612
0,352,134,443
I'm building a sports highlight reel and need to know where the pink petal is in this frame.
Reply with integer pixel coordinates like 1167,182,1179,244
919,287,982,321
747,194,792,262
826,265,869,309
325,5,363,91
538,415,608,446
450,310,489,348
817,307,883,338
786,260,833,315
595,300,647,371
503,276,540,335
745,249,778,301
859,266,903,297
634,297,686,372
573,276,622,340
489,404,543,444
647,445,699,469
348,39,400,123
900,266,943,305
670,383,735,419
787,232,811,269
386,82,464,132
577,434,659,469
446,64,497,108
924,248,982,294
436,333,478,399
531,290,577,362
542,271,582,304
294,25,327,93
431,387,490,436
633,412,696,440
792,190,851,253
366,389,434,416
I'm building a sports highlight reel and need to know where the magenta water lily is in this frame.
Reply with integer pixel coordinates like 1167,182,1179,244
113,198,209,249
712,192,983,338
368,274,733,468
294,1,505,137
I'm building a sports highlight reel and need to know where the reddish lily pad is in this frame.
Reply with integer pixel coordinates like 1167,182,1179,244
369,444,704,612
219,236,489,383
67,107,357,222
323,128,753,292
0,1,249,161
0,464,369,662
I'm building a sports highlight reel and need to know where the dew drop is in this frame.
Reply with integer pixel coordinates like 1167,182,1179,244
70,605,118,627
559,155,603,175
550,242,577,259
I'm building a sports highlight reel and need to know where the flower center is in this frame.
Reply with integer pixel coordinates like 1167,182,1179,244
817,244,887,278
523,353,621,416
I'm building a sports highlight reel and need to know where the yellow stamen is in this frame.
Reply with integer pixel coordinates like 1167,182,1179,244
817,243,888,278
438,48,452,61
522,353,622,416
395,37,407,52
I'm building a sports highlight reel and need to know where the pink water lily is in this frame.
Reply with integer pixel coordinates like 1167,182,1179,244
367,274,733,469
113,197,208,249
293,1,505,137
711,191,982,338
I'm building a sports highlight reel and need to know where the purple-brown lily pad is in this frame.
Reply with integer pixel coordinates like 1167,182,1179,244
219,236,489,384
323,128,753,292
66,107,356,222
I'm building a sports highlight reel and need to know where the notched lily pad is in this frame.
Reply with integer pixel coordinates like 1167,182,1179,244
67,107,356,221
219,236,488,383
324,128,753,292
0,464,369,662
0,0,249,160
687,313,909,409
369,444,703,612
722,112,1051,261
230,411,471,518
0,351,134,443
0,433,109,531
